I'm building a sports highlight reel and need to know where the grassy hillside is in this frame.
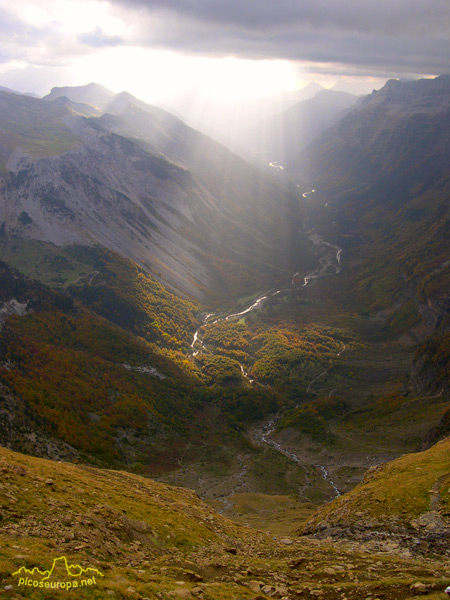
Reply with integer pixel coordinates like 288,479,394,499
340,182,450,323
0,241,199,348
2,445,450,600
0,258,287,468
303,436,450,546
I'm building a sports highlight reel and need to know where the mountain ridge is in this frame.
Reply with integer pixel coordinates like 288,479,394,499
44,82,115,109
0,87,312,301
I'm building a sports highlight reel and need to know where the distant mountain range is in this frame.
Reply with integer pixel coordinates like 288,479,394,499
292,75,450,195
0,85,39,98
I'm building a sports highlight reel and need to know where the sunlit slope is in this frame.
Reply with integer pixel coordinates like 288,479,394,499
303,437,450,552
0,257,203,465
2,446,450,599
0,444,267,598
84,95,311,298
0,85,312,301
0,257,287,472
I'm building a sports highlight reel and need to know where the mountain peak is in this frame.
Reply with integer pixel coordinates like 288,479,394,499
286,81,325,104
44,82,115,110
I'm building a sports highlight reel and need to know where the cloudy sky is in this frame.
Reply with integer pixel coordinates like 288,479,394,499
0,0,448,107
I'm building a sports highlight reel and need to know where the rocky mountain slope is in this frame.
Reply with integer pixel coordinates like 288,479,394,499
0,85,311,301
292,75,450,195
288,76,449,354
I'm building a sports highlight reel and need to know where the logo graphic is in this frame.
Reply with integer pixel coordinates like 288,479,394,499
13,556,104,591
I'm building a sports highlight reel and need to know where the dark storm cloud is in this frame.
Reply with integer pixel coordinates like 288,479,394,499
114,0,445,33
113,0,450,74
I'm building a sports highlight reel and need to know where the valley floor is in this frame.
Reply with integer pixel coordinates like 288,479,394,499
154,281,447,515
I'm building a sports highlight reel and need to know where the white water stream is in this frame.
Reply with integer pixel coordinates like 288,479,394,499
190,292,281,358
255,413,341,498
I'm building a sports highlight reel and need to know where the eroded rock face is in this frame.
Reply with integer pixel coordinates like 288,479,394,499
0,100,308,300
1,136,217,298
0,299,28,330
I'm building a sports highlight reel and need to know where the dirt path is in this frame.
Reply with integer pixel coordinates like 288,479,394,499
70,270,99,285
430,473,450,512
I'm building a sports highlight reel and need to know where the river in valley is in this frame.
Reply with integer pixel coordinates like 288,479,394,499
190,192,343,498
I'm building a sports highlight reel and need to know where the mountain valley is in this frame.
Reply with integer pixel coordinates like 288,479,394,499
0,76,449,598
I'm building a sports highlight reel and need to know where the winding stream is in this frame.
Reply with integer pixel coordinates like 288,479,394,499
190,191,343,497
291,229,343,287
255,414,341,498
190,291,281,358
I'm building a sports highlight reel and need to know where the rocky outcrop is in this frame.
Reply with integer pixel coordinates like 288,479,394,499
0,299,28,331
303,509,450,558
